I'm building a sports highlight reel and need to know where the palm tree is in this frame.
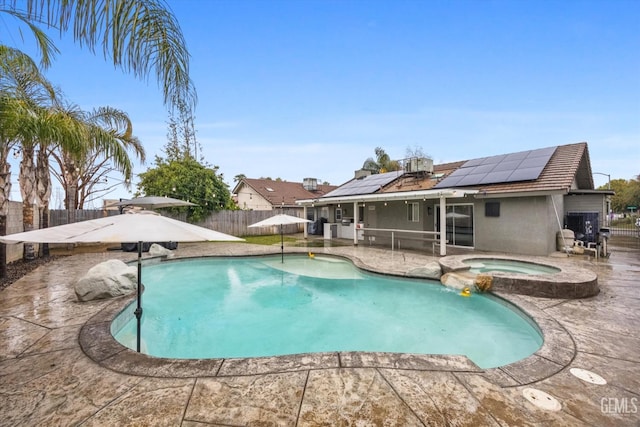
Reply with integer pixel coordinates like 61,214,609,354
1,46,58,261
362,147,401,174
47,104,145,221
1,0,196,110
2,52,145,268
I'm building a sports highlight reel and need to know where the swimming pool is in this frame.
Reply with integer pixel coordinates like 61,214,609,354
464,258,561,275
112,255,542,369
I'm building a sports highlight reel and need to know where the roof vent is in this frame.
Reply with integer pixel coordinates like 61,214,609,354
354,169,372,179
303,177,318,191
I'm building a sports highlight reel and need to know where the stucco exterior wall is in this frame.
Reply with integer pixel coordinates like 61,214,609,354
370,202,424,231
564,194,607,221
474,195,559,256
362,200,438,251
235,185,274,211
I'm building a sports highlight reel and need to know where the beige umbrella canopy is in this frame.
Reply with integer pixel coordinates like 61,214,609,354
0,210,239,244
0,211,243,352
113,196,196,210
249,214,311,263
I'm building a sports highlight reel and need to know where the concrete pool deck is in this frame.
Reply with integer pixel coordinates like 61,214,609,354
1,238,639,425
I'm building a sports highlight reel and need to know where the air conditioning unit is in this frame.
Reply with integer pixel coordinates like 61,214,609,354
303,177,318,191
405,157,434,173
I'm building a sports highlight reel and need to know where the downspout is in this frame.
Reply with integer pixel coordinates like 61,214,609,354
551,195,570,255
439,194,447,256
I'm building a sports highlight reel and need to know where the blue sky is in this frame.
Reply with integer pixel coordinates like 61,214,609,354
3,0,639,206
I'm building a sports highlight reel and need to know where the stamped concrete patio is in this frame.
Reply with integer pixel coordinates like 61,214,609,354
1,237,639,426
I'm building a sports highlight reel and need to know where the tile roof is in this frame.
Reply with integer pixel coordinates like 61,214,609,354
473,142,593,194
379,162,463,193
359,142,594,196
237,178,337,207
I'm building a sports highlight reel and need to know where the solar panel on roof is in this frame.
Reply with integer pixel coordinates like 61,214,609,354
504,151,528,161
508,166,545,182
492,160,521,172
323,171,400,197
479,170,513,184
434,146,557,188
480,155,506,165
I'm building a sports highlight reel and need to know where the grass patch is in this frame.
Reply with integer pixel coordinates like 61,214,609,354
241,234,298,245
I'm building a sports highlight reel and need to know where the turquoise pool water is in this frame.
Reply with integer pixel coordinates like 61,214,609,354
464,258,561,275
113,255,542,369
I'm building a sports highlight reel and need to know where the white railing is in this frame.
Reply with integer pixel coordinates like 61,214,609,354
361,227,444,255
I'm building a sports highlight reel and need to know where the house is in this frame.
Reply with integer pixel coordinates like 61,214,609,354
296,142,613,256
233,178,336,211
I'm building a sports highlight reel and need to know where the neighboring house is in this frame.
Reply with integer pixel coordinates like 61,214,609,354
233,178,336,212
297,142,613,256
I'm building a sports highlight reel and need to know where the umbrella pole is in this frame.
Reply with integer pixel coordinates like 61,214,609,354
280,225,284,263
135,241,143,352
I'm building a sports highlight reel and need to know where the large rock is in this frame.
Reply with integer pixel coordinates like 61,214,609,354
75,259,137,302
440,272,475,291
408,262,442,280
149,243,175,258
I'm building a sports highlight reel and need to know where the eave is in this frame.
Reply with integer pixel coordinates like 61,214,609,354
296,188,479,206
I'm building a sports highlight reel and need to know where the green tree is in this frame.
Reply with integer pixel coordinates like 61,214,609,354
603,177,640,213
137,157,235,222
362,147,401,174
165,100,204,162
138,104,235,221
1,0,196,110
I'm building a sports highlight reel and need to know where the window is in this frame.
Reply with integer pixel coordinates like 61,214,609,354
407,202,419,222
485,202,500,217
335,208,342,221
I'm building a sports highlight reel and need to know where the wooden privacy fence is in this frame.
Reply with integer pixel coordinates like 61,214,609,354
49,209,307,237
197,209,306,236
48,209,119,225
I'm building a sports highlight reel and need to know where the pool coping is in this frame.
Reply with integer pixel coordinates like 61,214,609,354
78,253,576,388
438,254,599,299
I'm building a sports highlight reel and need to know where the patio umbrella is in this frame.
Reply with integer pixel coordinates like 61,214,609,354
112,196,196,251
113,196,196,210
248,214,312,263
446,212,470,219
0,211,243,352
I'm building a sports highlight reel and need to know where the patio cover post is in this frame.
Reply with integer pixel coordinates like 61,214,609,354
353,201,359,245
303,206,308,238
439,194,447,256
135,241,143,352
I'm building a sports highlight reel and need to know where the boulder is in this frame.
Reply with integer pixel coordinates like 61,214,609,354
440,272,475,291
75,259,137,302
407,262,442,280
149,243,175,258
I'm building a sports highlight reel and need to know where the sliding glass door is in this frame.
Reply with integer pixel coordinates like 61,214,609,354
436,204,474,247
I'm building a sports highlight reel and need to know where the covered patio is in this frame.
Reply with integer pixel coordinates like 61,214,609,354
298,188,479,256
